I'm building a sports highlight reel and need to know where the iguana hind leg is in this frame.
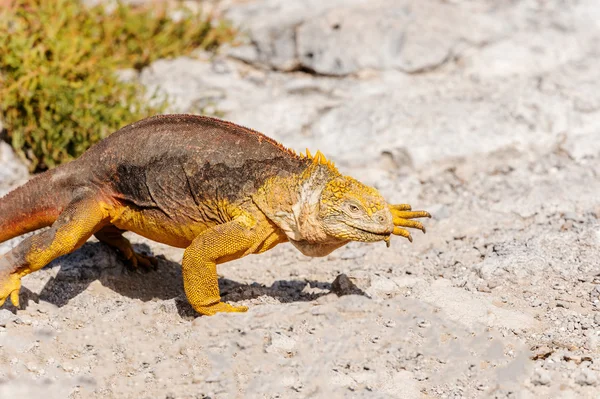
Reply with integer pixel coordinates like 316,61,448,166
95,225,158,270
0,194,109,307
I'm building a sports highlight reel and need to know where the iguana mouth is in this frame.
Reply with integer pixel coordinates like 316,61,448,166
347,220,392,235
354,228,393,247
349,224,392,241
356,227,389,236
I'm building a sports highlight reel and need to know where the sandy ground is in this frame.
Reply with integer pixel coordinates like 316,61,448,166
1,0,600,398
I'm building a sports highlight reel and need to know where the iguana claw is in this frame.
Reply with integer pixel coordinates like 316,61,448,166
0,272,22,308
389,204,431,243
194,302,249,316
125,252,159,271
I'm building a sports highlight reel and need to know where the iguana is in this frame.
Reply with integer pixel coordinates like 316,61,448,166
0,114,430,315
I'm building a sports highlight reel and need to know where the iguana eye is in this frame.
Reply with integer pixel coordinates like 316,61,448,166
348,204,360,213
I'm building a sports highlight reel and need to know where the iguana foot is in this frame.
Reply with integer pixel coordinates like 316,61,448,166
125,251,159,271
194,302,249,316
94,226,158,271
0,272,22,307
389,204,431,243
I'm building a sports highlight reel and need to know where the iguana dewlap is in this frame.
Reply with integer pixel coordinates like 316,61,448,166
0,115,430,315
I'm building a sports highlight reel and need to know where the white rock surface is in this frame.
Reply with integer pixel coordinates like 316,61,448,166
2,0,600,397
0,142,28,196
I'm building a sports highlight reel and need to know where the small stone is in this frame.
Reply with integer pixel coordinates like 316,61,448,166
331,274,364,296
564,355,582,364
531,346,553,360
530,298,543,308
561,221,573,231
562,212,580,222
594,313,600,325
574,368,598,386
581,320,591,330
384,319,396,328
477,284,491,293
17,317,33,326
531,368,552,386
0,309,18,327
417,319,431,328
487,279,501,289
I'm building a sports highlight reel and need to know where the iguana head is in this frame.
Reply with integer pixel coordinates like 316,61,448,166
318,176,393,243
255,149,428,257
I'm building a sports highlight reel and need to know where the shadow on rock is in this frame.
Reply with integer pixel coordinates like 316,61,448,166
26,242,339,318
34,242,183,307
176,278,336,319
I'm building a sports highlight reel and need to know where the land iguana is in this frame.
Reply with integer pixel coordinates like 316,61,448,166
0,115,430,315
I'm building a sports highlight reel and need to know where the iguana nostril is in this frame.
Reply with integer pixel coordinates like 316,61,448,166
376,215,385,223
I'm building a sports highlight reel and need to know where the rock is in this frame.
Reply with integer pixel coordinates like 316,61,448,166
378,370,421,397
0,142,28,194
338,242,366,260
264,331,297,354
463,31,587,79
1,1,598,398
228,0,504,75
140,57,229,113
225,0,369,71
0,309,18,327
300,78,561,169
531,346,553,360
419,279,537,331
474,241,549,282
529,298,543,308
139,56,341,146
531,368,552,386
562,212,581,222
574,368,598,386
296,6,410,75
331,274,365,296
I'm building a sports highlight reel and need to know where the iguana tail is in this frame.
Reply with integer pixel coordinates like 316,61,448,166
0,168,71,244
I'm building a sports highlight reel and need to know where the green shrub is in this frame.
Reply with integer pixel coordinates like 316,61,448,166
0,0,235,171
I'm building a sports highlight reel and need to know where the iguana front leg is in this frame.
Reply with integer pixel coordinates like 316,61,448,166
182,215,274,316
389,204,431,244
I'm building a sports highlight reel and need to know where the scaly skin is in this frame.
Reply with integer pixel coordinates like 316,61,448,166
0,114,430,315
